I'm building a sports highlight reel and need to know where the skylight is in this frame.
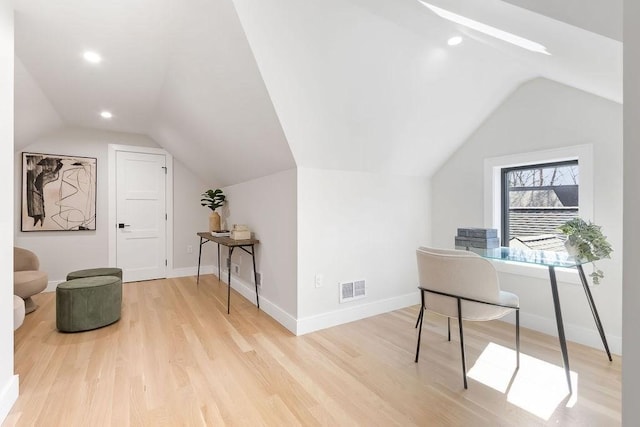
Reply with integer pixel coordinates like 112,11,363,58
420,2,550,55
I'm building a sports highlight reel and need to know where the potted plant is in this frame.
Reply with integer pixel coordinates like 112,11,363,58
201,189,226,232
558,218,613,284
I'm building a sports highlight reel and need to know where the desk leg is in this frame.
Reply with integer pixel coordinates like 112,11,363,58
227,247,234,314
549,266,572,394
577,265,612,361
197,236,204,286
251,245,260,309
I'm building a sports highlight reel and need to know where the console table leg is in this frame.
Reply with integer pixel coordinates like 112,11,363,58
227,247,234,314
197,237,204,285
217,243,221,280
251,245,260,309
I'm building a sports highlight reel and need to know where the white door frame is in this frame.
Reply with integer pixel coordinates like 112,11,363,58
108,144,174,273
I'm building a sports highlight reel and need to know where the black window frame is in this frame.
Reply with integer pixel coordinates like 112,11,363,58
501,159,579,247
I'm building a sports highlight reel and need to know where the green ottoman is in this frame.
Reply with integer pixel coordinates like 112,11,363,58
67,267,123,281
56,276,122,332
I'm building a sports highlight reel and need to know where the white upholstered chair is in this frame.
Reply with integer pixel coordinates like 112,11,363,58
13,295,25,330
414,247,520,389
14,247,48,314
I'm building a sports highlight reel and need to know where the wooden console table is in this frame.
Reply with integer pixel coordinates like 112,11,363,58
196,232,260,314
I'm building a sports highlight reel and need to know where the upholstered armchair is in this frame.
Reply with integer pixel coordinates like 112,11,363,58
14,247,48,314
414,247,520,389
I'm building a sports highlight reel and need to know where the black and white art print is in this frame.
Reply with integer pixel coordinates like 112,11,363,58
22,152,97,231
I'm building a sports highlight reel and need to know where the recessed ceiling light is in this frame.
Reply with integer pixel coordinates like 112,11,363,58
83,51,102,64
100,111,113,119
447,36,463,46
420,2,550,55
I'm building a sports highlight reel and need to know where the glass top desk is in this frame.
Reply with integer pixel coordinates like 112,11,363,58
461,246,612,394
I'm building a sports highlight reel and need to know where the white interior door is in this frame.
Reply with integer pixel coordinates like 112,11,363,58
116,151,167,282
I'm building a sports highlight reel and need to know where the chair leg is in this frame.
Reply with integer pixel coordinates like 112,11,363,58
414,306,423,329
415,290,425,363
23,297,38,314
447,317,451,341
516,308,520,370
457,298,468,389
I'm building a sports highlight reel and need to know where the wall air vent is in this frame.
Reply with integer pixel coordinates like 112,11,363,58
339,279,366,303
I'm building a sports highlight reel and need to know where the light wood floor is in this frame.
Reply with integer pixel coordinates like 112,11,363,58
5,275,621,426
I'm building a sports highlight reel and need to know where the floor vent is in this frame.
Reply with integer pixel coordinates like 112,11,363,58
340,279,366,303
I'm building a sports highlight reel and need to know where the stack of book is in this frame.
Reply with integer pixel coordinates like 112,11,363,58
455,228,499,249
231,224,251,240
210,230,230,237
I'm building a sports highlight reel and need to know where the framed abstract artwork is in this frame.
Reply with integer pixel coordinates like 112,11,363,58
21,152,97,231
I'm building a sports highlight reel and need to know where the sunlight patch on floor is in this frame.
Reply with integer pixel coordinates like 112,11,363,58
467,342,578,420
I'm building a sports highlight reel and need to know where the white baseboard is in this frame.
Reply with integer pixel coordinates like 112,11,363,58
501,311,622,355
168,265,215,279
44,280,62,293
226,272,298,334
43,266,219,292
44,265,620,355
295,292,421,336
170,267,298,333
0,375,19,424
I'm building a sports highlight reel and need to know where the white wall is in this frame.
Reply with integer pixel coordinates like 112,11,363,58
432,78,623,353
14,128,157,281
0,1,17,423
221,169,297,330
14,127,211,283
297,167,430,334
623,0,640,423
172,160,216,271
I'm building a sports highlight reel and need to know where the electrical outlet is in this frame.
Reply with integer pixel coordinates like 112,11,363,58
315,274,323,288
256,272,262,287
187,245,193,254
232,263,240,274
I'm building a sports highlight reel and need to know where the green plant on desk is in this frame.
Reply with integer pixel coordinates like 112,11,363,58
201,189,226,211
558,218,612,284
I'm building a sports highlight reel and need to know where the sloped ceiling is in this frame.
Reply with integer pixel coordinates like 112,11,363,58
13,0,294,186
232,0,621,176
13,0,621,182
502,0,622,41
148,0,294,186
14,57,63,150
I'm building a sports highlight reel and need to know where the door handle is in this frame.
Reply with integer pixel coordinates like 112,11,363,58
118,223,131,229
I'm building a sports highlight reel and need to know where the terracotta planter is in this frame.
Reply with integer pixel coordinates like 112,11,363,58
209,211,221,232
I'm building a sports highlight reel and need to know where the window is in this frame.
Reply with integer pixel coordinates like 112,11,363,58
484,146,592,280
501,160,579,251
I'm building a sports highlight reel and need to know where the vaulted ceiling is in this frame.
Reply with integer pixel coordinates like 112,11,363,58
13,0,622,185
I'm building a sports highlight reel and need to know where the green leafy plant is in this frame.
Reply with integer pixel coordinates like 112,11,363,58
558,218,612,284
201,189,226,211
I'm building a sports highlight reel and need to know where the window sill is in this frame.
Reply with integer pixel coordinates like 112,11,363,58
490,259,582,285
